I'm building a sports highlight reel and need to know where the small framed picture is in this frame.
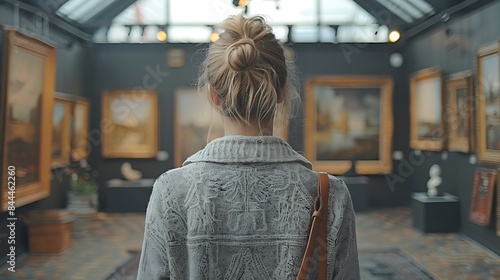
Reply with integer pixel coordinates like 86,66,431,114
469,168,496,226
445,71,473,153
52,93,72,168
410,68,445,151
167,48,185,68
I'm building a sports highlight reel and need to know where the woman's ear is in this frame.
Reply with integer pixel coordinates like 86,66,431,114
209,85,221,106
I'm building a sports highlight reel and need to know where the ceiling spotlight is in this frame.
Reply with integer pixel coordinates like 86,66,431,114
156,30,167,42
232,0,249,7
210,32,220,43
389,30,400,43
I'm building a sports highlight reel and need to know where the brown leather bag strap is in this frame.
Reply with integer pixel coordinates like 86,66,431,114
297,172,329,280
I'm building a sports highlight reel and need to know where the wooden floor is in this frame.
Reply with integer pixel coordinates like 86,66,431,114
1,208,499,279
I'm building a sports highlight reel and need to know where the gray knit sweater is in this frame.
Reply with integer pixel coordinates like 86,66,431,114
137,136,360,279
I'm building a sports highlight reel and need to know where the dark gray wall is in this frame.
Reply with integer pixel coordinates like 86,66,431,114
0,1,87,260
404,1,500,255
87,42,412,210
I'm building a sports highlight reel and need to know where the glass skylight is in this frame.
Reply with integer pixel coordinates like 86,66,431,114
57,0,118,23
58,0,434,43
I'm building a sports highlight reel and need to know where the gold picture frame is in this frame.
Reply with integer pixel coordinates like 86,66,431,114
477,40,500,164
51,93,72,168
102,90,158,158
0,28,56,211
71,97,90,162
304,76,393,175
445,72,473,153
410,68,445,151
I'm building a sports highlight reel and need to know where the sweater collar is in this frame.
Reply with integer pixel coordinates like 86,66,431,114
183,135,312,169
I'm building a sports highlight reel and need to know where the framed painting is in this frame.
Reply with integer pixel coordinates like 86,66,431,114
51,93,72,168
410,68,445,151
469,168,496,226
71,98,90,161
304,76,393,175
102,90,158,158
0,28,56,211
445,71,473,153
477,41,500,164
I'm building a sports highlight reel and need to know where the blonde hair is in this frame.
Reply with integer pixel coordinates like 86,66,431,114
198,14,299,134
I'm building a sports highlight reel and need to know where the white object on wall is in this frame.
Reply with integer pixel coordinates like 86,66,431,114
121,162,142,181
389,53,403,68
427,164,442,197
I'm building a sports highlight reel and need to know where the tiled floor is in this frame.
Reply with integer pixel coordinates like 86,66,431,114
1,208,499,279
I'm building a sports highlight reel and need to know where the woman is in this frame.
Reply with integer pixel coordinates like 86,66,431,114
137,14,359,279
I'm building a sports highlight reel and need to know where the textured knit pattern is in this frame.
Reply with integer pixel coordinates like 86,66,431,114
137,136,360,279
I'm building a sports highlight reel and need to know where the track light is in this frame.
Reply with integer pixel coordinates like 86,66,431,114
232,0,249,7
389,30,400,43
156,30,167,42
210,31,220,43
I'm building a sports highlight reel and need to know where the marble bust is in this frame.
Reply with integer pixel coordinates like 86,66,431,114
427,164,442,197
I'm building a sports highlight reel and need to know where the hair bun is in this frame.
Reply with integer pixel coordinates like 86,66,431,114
226,37,260,72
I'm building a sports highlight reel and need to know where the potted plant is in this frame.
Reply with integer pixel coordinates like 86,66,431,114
66,160,98,238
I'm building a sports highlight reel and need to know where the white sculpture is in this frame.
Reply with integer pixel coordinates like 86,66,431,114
121,162,142,181
427,164,442,197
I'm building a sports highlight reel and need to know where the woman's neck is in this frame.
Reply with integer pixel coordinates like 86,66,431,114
222,117,274,137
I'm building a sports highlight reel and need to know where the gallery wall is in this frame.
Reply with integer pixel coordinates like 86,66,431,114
404,0,500,255
0,2,88,260
85,41,412,210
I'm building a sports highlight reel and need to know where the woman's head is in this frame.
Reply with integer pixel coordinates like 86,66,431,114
199,14,298,133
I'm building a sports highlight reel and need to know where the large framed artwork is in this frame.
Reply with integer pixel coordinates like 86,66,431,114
469,168,496,226
102,90,158,158
52,93,72,168
174,87,289,167
477,41,500,164
71,97,90,161
410,68,445,151
304,76,393,175
445,72,473,153
0,28,56,211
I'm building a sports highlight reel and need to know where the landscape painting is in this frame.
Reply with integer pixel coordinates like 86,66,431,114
446,73,473,153
477,41,500,164
0,28,56,211
410,68,444,151
305,77,393,175
71,99,90,161
102,90,158,158
52,95,71,167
